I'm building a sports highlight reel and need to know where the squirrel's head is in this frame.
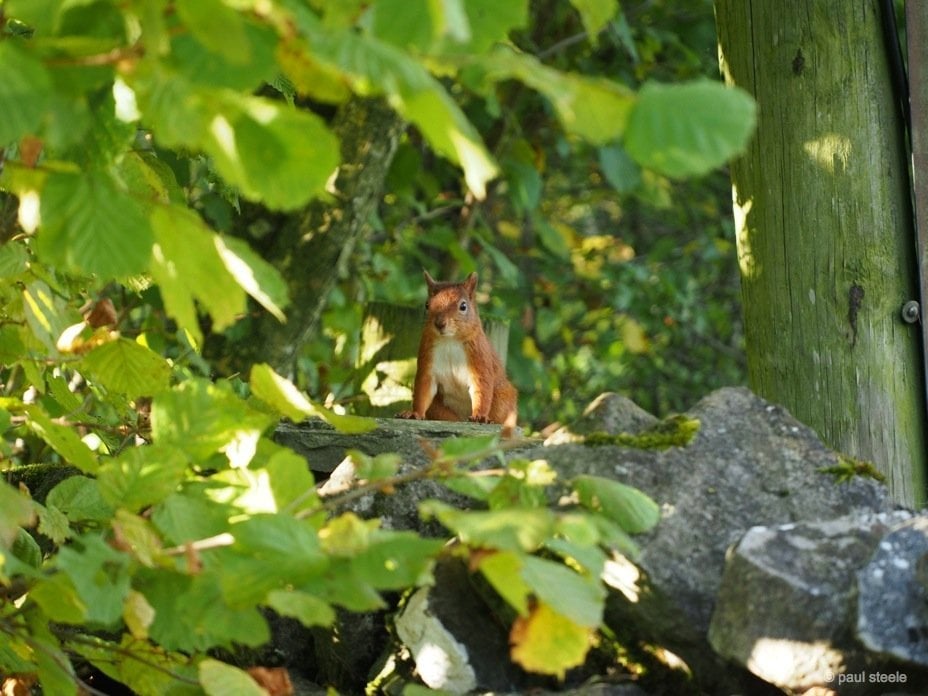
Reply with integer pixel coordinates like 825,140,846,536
423,271,479,336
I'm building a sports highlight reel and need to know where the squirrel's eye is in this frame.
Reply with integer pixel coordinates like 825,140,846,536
459,300,468,312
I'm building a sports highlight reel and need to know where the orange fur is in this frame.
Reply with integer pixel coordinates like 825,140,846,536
398,271,518,430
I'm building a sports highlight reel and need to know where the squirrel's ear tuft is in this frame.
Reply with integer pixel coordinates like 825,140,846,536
424,270,438,290
464,272,478,296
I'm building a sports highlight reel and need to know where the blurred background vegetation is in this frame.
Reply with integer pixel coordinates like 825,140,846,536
277,0,747,430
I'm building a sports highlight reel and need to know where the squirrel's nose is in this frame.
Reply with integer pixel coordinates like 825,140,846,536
434,317,446,331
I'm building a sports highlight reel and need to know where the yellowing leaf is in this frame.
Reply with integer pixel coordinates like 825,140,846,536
199,659,267,696
619,317,649,354
124,590,156,639
510,603,593,677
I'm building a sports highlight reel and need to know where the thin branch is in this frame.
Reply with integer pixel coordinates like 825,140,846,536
55,630,201,687
537,31,588,60
44,44,143,67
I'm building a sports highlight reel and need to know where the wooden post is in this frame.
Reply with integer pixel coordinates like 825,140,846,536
715,0,927,506
908,0,928,423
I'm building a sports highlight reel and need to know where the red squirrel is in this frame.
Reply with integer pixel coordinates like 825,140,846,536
398,271,518,429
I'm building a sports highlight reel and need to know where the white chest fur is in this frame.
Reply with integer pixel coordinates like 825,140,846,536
430,338,474,417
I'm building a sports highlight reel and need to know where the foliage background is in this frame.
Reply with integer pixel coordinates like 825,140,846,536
295,1,747,428
0,0,753,692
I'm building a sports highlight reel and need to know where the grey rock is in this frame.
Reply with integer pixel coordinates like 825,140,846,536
275,417,517,474
708,511,912,693
545,392,659,444
857,517,928,668
515,387,893,692
394,559,523,694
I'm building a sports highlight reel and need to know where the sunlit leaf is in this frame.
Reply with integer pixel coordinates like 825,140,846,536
149,204,246,345
250,363,377,433
24,406,99,474
151,378,276,461
97,445,188,513
80,337,172,400
572,475,660,533
199,659,266,696
419,500,554,551
214,235,289,322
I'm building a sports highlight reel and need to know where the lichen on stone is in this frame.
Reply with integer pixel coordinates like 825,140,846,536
583,414,700,450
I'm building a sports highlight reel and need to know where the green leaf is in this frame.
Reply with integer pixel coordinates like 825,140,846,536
71,634,200,696
46,476,112,523
199,659,266,696
303,28,498,198
28,625,78,696
419,500,554,552
366,0,442,52
266,589,336,628
113,510,165,567
29,573,86,624
0,42,54,144
37,503,72,545
4,0,65,35
57,534,131,625
0,481,36,548
151,492,232,545
348,450,400,481
37,170,153,278
138,569,270,651
482,48,634,144
569,0,618,41
0,241,29,278
353,532,443,589
436,434,499,460
264,447,319,514
80,337,172,400
201,92,340,210
97,444,188,512
625,79,757,178
215,235,289,322
134,68,340,210
24,405,99,473
520,556,604,628
149,204,246,345
250,363,377,433
170,19,279,91
476,550,530,616
456,0,528,53
176,0,249,63
572,475,660,534
11,528,42,569
151,378,276,462
219,514,327,606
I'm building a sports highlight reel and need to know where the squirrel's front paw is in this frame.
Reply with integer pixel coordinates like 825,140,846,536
468,415,491,424
396,410,421,420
